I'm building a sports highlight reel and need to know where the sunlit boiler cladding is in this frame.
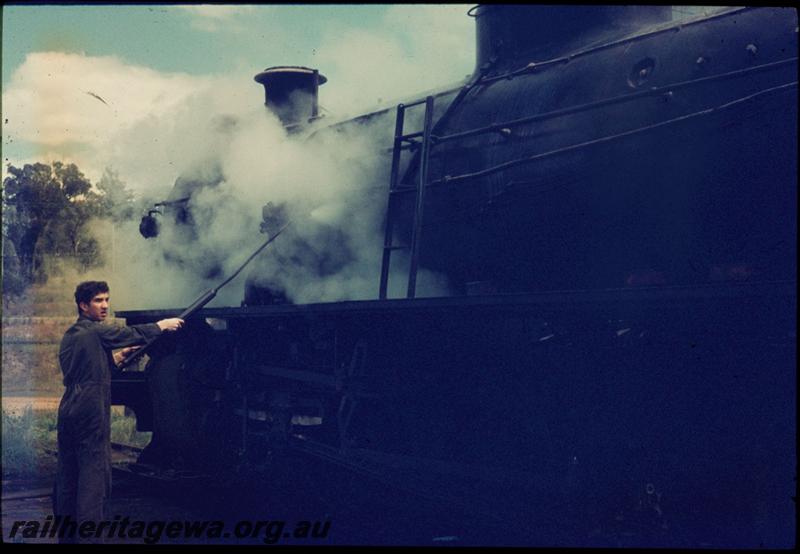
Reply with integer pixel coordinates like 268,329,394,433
116,5,797,547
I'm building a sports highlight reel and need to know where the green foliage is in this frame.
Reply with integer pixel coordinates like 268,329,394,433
111,410,152,448
2,406,151,478
39,194,105,269
97,167,136,222
1,237,27,297
2,342,65,395
2,161,136,295
1,406,58,478
2,162,77,284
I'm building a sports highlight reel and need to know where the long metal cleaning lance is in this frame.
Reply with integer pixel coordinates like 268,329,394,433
118,220,293,370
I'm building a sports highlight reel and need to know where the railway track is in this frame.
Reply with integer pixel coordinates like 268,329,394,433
41,441,143,458
110,441,144,455
4,442,144,501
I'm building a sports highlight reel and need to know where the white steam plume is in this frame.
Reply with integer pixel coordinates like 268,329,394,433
97,86,450,311
3,6,476,310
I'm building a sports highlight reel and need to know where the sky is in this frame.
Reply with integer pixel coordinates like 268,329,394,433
1,4,726,309
0,4,722,194
1,3,477,308
1,4,476,190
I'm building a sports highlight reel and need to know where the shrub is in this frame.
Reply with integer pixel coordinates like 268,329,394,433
110,410,152,448
1,406,57,478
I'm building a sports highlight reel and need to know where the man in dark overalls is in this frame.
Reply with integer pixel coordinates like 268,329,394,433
54,280,183,543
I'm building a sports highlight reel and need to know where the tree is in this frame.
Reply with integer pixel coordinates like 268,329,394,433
2,162,98,284
39,191,104,270
2,161,142,294
96,167,136,222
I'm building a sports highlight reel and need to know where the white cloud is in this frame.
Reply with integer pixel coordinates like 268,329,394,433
2,5,476,187
175,5,258,32
3,51,209,147
1,6,471,305
316,4,475,116
1,51,227,189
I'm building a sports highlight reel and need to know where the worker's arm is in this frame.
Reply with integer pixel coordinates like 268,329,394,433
96,318,183,349
156,318,184,332
113,345,141,366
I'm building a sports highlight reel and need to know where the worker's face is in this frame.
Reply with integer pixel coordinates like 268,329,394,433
80,292,110,321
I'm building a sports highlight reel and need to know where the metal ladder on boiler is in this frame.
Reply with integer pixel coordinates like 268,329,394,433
378,95,435,300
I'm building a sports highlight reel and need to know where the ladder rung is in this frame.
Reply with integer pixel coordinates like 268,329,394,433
401,98,428,108
384,142,420,154
380,95,435,301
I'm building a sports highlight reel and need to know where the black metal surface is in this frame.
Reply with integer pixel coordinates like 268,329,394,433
253,66,327,125
116,280,796,321
430,80,797,187
400,6,798,295
405,96,434,298
475,7,746,82
116,278,796,545
110,373,153,431
379,103,408,300
433,57,798,146
474,5,673,70
112,6,797,546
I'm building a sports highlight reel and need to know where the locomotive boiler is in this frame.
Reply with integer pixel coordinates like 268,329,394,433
113,5,797,546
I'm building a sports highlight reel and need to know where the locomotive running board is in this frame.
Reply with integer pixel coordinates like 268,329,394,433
116,280,797,322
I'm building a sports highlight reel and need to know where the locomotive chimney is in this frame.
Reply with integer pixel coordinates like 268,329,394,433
254,66,327,126
471,5,672,71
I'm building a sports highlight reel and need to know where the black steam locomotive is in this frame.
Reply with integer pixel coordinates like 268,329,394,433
114,6,797,546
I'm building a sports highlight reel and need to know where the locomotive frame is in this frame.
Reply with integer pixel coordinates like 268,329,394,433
112,5,797,546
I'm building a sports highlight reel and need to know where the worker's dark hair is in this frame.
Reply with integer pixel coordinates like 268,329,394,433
74,281,109,314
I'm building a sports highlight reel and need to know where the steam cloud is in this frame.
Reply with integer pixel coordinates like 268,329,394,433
2,5,475,311
104,97,451,310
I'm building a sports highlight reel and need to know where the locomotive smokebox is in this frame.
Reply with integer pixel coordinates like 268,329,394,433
472,4,672,70
254,66,327,126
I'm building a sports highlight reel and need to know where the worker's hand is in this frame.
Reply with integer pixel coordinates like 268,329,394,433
157,318,184,332
113,346,141,366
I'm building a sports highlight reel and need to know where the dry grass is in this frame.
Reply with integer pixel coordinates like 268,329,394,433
3,276,79,393
2,278,130,393
2,343,64,395
1,273,77,318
